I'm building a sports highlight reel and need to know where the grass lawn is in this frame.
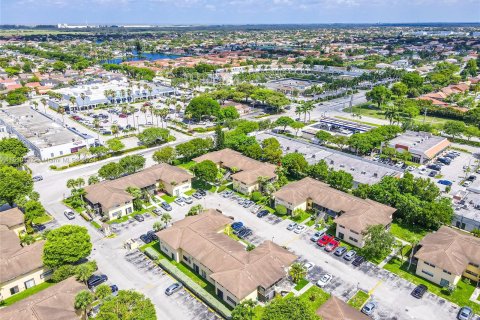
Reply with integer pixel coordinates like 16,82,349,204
348,290,369,309
62,198,84,214
390,222,429,242
334,115,381,127
32,214,52,225
384,258,479,314
192,179,217,192
177,161,196,171
0,281,55,306
290,211,311,223
298,286,331,313
161,194,176,203
184,189,196,196
306,219,315,227
294,279,309,291
91,221,101,229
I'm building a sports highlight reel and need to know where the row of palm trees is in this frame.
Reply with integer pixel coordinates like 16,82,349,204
295,102,316,123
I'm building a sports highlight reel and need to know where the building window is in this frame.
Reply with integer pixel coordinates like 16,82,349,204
424,262,435,268
183,255,190,263
350,229,359,235
421,270,434,277
348,237,358,243
201,270,206,278
443,270,451,275
24,278,35,289
226,296,236,305
338,225,345,229
465,270,479,277
10,286,19,295
40,270,53,279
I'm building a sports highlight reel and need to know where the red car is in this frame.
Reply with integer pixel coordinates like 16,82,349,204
325,238,340,252
119,114,127,118
72,116,82,120
317,234,333,247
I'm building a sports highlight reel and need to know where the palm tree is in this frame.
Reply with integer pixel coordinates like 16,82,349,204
153,108,161,127
175,104,182,120
80,92,86,109
140,105,147,123
32,101,39,111
58,106,65,124
111,124,119,137
76,264,93,284
88,175,100,185
74,290,94,320
289,262,307,284
129,105,136,129
40,98,47,113
159,108,169,128
295,105,305,122
69,96,77,112
127,88,132,102
121,105,129,126
161,212,172,226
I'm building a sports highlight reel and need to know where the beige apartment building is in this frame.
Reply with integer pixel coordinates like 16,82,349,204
156,209,297,307
0,207,26,235
0,210,50,301
193,148,277,195
316,296,370,320
273,177,396,247
85,163,192,220
414,226,480,287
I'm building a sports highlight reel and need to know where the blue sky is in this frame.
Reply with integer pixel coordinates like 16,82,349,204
1,0,478,25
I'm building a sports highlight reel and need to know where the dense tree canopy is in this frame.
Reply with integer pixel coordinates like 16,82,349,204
193,160,218,183
261,296,317,320
185,95,221,121
0,138,29,158
96,290,156,320
0,166,33,205
138,128,171,146
43,225,92,268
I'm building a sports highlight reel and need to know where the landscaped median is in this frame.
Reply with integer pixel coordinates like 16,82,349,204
347,290,369,309
157,259,232,319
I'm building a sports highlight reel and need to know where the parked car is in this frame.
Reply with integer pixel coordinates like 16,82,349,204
411,284,428,299
463,181,472,187
406,166,415,172
182,196,193,204
467,175,477,182
294,225,306,234
325,238,340,252
427,164,442,171
304,262,314,272
343,250,356,261
438,180,453,186
161,202,172,211
437,157,451,165
317,234,333,247
428,170,438,177
231,221,244,231
153,208,162,215
316,273,332,287
64,209,75,220
287,222,298,231
233,226,245,235
334,246,347,256
174,198,186,206
310,231,325,242
134,214,144,222
140,234,152,243
147,230,158,240
361,301,377,315
197,189,206,196
352,255,365,267
238,228,252,239
119,113,128,118
192,192,202,199
457,306,473,320
243,201,254,208
33,175,43,182
222,190,233,198
256,210,269,218
87,274,108,290
87,304,102,318
165,282,183,296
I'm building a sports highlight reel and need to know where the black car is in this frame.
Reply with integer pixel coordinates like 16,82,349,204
238,228,252,239
140,234,152,244
161,202,172,211
134,214,144,222
256,210,269,218
352,255,365,267
467,175,477,182
427,164,442,171
197,189,207,196
192,193,202,199
233,226,246,235
411,284,428,299
147,230,158,240
87,274,108,290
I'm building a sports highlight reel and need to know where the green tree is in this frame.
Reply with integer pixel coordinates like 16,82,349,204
290,121,305,136
289,262,307,283
153,221,163,231
401,72,424,89
106,138,125,153
75,263,93,284
75,290,94,320
161,212,172,226
215,126,225,150
187,204,203,216
88,175,100,185
0,166,33,206
232,300,257,320
275,116,295,132
0,138,28,158
193,160,218,183
23,200,46,231
185,95,221,121
126,186,143,211
43,225,92,268
275,205,287,216
153,146,176,164
327,170,354,191
119,155,146,174
98,162,123,180
261,296,317,320
315,130,332,144
361,224,395,261
308,160,329,181
138,128,170,146
51,264,77,283
261,137,282,164
391,82,408,97
366,85,392,108
219,106,240,121
281,152,308,178
96,290,156,320
52,61,67,73
95,284,112,300
443,121,465,139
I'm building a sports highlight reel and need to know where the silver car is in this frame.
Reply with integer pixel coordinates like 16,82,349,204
343,250,356,261
361,301,377,315
457,307,473,320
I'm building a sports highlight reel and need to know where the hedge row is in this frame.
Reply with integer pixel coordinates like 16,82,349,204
144,247,160,260
157,259,232,319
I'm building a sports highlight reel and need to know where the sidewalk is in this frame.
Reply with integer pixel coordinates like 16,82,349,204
292,282,314,297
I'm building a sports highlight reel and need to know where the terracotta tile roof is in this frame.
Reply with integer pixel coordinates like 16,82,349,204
316,296,370,320
85,163,192,211
0,225,45,283
0,277,85,320
156,209,297,300
415,226,480,275
0,207,24,228
274,177,395,233
193,149,277,185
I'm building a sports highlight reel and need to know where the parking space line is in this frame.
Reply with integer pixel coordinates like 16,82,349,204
368,280,382,295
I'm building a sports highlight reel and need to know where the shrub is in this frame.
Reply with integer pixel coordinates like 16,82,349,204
275,205,287,215
251,191,263,202
51,264,76,282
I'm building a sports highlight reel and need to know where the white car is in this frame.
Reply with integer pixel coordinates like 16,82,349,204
64,209,75,220
316,273,332,287
463,181,472,187
287,223,297,231
304,262,314,272
182,196,193,204
406,166,415,172
294,225,306,234
174,198,186,206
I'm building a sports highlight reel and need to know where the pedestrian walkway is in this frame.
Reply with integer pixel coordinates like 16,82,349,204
292,282,314,296
469,287,480,304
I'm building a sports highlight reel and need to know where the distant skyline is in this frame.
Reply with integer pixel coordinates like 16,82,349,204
1,0,478,25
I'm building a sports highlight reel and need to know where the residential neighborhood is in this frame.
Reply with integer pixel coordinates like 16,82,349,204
0,4,479,320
